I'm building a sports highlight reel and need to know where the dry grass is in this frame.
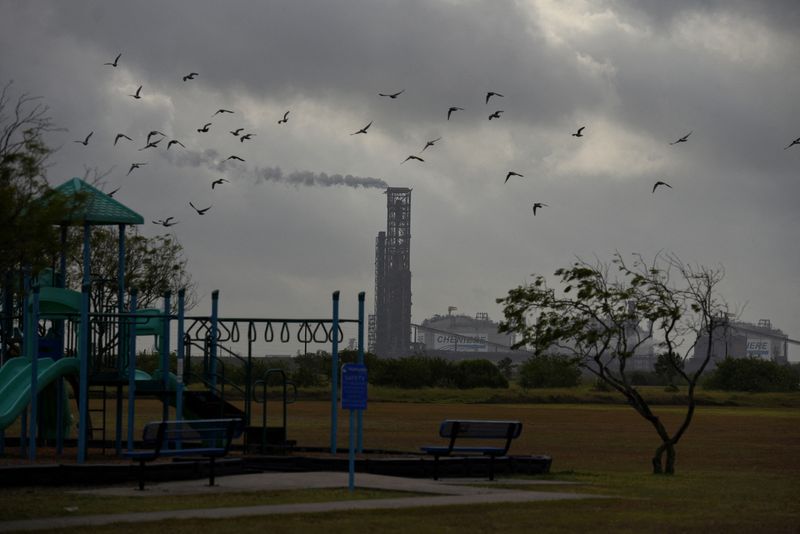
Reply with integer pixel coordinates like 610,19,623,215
2,395,799,532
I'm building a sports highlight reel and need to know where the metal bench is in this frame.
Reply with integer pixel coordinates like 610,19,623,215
421,419,523,480
122,418,242,490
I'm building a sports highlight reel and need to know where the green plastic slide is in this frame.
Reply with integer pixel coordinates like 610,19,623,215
0,357,80,430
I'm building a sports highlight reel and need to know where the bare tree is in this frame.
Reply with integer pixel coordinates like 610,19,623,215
497,252,728,474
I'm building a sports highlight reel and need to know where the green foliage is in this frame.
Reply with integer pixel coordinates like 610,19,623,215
704,358,799,392
496,356,514,379
453,359,509,389
65,226,197,312
654,352,684,386
368,356,509,389
291,351,331,387
0,82,85,280
497,251,729,474
518,354,582,388
369,355,454,389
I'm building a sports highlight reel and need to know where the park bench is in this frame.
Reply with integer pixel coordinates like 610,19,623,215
122,418,243,490
421,419,523,480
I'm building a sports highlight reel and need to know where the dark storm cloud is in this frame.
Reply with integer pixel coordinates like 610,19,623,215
34,0,607,130
2,1,799,343
611,0,800,33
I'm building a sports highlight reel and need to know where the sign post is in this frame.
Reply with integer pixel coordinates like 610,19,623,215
341,363,368,492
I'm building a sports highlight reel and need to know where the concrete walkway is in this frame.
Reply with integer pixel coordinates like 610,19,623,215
0,472,603,532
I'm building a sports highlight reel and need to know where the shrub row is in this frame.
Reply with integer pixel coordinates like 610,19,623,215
704,358,799,392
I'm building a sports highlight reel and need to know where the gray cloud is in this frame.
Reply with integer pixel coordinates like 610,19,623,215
2,1,799,349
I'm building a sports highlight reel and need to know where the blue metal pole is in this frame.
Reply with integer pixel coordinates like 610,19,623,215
56,226,67,455
357,291,365,453
210,290,219,390
127,289,138,450
176,289,185,421
330,290,340,454
77,223,91,464
115,224,126,453
348,408,356,491
161,291,171,421
29,285,40,461
19,268,31,458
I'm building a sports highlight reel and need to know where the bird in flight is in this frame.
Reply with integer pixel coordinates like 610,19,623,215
211,178,229,189
138,138,162,151
74,131,93,146
379,89,405,99
784,137,800,150
197,123,212,133
104,53,121,67
401,155,424,164
532,202,548,215
182,72,198,82
167,139,185,150
153,217,177,227
147,130,165,143
652,181,672,193
114,133,132,146
127,162,147,175
351,121,373,135
486,92,504,104
505,171,523,184
572,126,585,137
107,187,121,198
488,110,503,120
670,131,692,145
226,155,245,162
130,85,142,99
278,111,290,124
447,107,464,120
189,202,211,215
421,137,441,152
240,133,254,142
213,109,234,116
230,128,244,136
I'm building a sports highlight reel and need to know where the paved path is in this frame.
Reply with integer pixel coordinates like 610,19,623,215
0,472,603,532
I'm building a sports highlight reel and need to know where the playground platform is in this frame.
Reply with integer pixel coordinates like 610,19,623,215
0,446,553,487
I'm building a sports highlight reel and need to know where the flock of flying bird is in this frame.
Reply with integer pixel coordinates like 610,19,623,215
74,52,800,226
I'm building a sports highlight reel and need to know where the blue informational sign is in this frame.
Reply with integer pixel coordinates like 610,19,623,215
341,363,368,410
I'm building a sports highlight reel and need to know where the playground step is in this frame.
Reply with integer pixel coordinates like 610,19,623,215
183,390,245,420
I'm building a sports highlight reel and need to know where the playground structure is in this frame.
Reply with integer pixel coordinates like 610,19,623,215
0,178,366,463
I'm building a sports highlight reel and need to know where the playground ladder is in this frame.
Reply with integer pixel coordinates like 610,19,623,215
87,384,107,454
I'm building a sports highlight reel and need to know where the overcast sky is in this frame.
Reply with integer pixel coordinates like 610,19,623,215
2,0,799,357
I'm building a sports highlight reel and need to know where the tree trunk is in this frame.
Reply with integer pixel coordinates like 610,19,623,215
652,441,676,475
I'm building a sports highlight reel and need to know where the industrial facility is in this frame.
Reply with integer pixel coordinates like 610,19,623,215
369,187,527,361
370,187,412,357
690,318,795,369
413,310,525,362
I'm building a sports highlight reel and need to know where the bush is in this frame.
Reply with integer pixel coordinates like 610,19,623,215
518,354,581,388
705,357,799,392
453,359,509,389
370,355,454,388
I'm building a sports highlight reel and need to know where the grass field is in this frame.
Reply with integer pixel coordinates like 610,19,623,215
2,389,799,532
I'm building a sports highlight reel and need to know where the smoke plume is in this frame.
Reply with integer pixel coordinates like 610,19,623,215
162,150,387,189
255,166,388,189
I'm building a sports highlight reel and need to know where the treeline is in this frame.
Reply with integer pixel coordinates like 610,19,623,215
198,350,509,389
137,350,799,393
